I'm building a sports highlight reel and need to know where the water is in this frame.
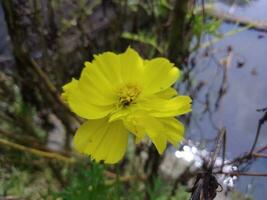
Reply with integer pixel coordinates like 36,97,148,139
216,0,267,20
187,0,267,199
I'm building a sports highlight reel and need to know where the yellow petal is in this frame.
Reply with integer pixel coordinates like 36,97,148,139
126,115,166,154
93,52,123,87
161,117,184,145
152,134,167,154
127,115,185,154
67,86,115,119
141,58,179,95
73,118,128,164
62,78,114,119
140,96,192,118
120,47,144,84
79,61,117,106
140,116,166,154
61,78,78,102
73,118,106,152
123,115,146,139
109,108,129,122
155,87,178,99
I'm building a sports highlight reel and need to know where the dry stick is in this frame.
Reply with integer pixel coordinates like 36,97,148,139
208,127,226,170
252,153,267,159
249,111,267,155
28,56,82,124
104,171,147,182
256,145,267,153
0,135,144,184
202,5,267,32
0,136,147,183
188,128,226,200
0,129,38,144
0,138,74,163
222,145,267,167
222,111,267,168
216,172,267,177
0,129,71,156
220,130,227,172
0,196,20,200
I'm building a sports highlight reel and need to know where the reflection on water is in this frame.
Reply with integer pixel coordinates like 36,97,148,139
215,0,267,20
186,0,267,199
217,0,258,7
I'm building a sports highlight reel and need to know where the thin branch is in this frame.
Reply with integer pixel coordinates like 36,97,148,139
220,130,227,172
216,171,267,177
104,171,147,182
208,127,226,169
0,136,147,182
249,111,267,154
0,138,74,163
252,153,267,158
0,129,71,156
27,56,82,124
213,145,267,170
257,145,267,153
199,5,267,32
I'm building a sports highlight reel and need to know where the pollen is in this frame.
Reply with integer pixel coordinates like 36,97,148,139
117,84,141,107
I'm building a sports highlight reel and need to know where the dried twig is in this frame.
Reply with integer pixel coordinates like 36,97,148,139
216,172,267,177
0,138,74,163
249,110,267,154
189,128,226,200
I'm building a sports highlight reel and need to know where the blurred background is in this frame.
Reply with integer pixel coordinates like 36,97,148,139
0,0,267,199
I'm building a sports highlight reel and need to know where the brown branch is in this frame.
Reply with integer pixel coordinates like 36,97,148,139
216,171,267,177
27,56,82,124
0,138,74,163
0,196,21,200
252,153,267,159
0,128,42,145
0,129,71,156
257,145,267,153
208,128,226,169
249,111,267,154
203,5,267,32
104,171,147,182
212,145,267,171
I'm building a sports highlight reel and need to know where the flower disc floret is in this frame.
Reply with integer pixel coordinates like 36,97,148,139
117,84,141,107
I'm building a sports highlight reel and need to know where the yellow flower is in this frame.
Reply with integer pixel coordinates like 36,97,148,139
62,47,192,164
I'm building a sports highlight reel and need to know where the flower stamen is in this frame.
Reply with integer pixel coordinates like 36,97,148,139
117,84,141,107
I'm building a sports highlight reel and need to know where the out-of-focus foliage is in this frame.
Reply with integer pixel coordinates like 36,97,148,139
121,31,163,54
53,162,190,200
54,163,112,200
0,167,58,199
147,178,189,200
192,15,222,38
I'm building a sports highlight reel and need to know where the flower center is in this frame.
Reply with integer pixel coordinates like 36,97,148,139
117,84,141,107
